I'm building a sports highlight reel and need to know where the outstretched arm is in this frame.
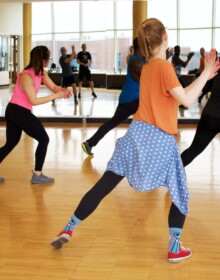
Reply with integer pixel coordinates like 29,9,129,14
169,49,220,107
64,45,76,63
20,72,71,106
129,59,144,82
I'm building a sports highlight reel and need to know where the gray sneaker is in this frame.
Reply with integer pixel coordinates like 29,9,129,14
0,177,5,183
81,141,94,156
31,173,54,184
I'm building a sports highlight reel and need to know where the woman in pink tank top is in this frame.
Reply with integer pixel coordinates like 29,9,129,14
0,46,71,184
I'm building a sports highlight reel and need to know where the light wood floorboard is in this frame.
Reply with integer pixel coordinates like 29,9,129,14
0,123,220,279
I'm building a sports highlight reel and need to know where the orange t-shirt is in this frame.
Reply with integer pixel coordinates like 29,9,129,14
134,58,180,135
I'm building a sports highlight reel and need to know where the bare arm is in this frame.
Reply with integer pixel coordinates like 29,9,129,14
19,73,71,106
169,49,220,107
173,52,194,68
42,71,62,92
129,59,143,82
64,46,76,63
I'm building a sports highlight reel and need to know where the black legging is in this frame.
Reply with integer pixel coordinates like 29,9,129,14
87,99,139,147
74,171,185,229
181,113,220,167
198,79,214,103
0,103,49,171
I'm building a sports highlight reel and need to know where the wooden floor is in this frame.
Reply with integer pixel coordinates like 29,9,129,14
0,121,220,280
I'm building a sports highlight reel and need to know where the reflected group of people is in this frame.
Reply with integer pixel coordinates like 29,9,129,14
59,43,97,105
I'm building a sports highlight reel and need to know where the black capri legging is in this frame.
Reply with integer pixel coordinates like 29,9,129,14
181,113,220,167
0,103,49,171
74,171,186,229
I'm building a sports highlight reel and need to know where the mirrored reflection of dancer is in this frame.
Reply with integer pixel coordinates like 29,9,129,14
77,43,97,99
81,37,145,156
51,19,219,263
59,45,78,105
198,50,219,104
126,45,134,64
181,69,220,167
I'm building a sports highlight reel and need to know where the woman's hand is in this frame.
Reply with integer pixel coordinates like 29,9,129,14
55,88,72,99
204,49,220,80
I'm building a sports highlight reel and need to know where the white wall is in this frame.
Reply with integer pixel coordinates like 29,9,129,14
0,3,23,35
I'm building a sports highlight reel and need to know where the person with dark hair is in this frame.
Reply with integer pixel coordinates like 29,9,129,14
51,19,219,263
198,47,206,76
126,45,134,64
198,50,219,104
81,39,174,157
59,45,78,105
172,45,194,88
81,37,145,156
49,63,56,72
77,43,97,99
0,46,71,184
181,68,220,167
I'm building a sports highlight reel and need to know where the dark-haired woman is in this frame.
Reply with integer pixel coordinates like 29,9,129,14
0,46,71,184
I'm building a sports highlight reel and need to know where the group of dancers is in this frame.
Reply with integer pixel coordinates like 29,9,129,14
1,18,220,263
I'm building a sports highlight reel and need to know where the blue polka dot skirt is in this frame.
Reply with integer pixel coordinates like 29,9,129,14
106,120,189,216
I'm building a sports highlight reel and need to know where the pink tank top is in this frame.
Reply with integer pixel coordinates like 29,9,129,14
10,68,42,110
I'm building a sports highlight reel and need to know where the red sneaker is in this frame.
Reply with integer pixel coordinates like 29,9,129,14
51,230,72,249
168,243,192,263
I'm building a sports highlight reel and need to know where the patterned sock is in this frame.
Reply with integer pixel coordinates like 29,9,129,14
63,214,81,233
169,227,182,254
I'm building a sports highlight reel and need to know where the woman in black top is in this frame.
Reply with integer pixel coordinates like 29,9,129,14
181,68,220,166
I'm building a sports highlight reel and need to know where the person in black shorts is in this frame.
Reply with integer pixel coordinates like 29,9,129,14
77,43,97,99
59,45,78,104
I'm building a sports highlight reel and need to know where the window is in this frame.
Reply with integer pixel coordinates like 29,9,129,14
32,34,52,51
32,1,133,73
215,0,220,26
148,0,218,72
214,29,220,51
167,29,177,50
148,0,177,29
55,34,80,70
53,2,79,33
116,30,132,73
115,1,132,30
179,0,212,28
32,2,51,34
179,29,212,51
82,1,114,31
